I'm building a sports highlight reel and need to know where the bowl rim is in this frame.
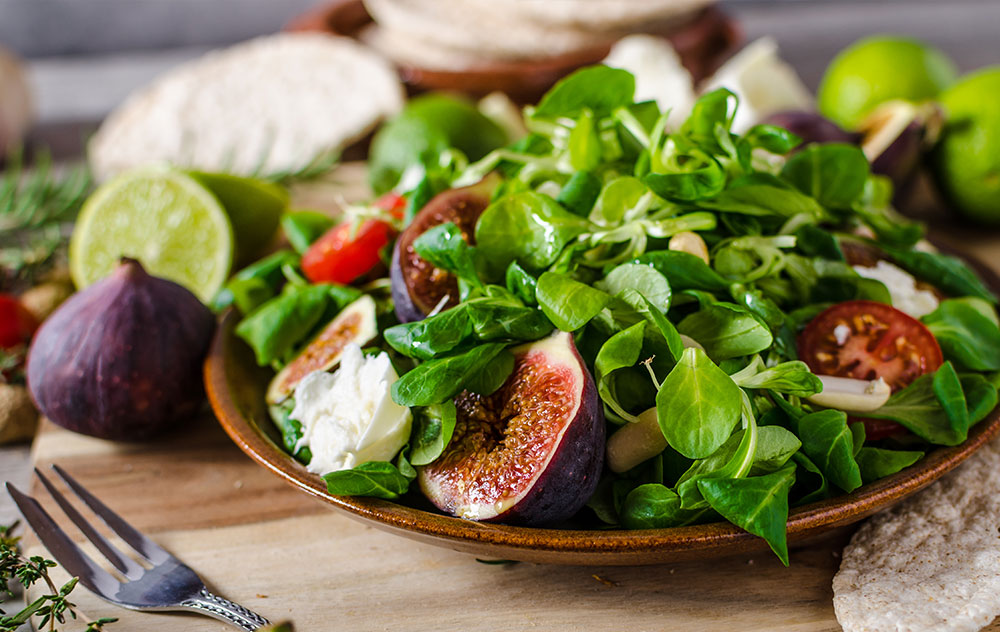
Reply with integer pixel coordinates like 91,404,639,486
205,246,1000,561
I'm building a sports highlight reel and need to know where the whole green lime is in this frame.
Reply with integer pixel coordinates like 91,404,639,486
818,36,957,130
931,67,1000,224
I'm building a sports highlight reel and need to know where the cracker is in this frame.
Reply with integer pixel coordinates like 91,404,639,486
89,33,403,179
833,438,1000,632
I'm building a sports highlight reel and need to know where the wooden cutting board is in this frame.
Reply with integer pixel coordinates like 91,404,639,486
21,165,1000,631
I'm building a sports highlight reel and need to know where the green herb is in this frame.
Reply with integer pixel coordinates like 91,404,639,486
922,299,1000,371
677,303,773,361
409,401,459,466
856,447,924,484
0,522,118,631
0,149,91,289
796,410,862,493
391,343,509,407
536,272,612,332
280,211,335,254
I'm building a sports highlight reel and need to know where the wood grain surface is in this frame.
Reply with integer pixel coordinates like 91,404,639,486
18,166,1000,632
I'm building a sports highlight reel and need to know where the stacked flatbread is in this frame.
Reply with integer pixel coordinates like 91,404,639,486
360,0,715,70
89,33,404,180
833,437,1000,632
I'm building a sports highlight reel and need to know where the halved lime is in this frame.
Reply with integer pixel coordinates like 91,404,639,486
186,171,288,264
69,168,234,302
818,36,957,130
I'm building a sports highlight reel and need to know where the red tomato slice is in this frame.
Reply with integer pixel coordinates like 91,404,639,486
301,218,396,285
374,192,407,218
798,300,943,440
0,294,38,348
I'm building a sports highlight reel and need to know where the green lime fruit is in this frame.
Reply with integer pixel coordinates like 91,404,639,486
931,67,1000,224
69,168,234,302
187,171,288,264
818,36,957,130
368,93,509,194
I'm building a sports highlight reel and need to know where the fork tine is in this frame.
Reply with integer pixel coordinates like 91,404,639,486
34,468,146,579
6,482,123,599
50,464,172,565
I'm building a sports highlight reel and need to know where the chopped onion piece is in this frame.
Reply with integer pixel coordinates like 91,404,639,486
807,376,891,413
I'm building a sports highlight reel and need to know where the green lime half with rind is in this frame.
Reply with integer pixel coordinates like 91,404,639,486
69,168,234,302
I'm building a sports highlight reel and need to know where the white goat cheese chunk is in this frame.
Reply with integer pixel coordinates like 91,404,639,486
291,344,412,476
853,260,939,319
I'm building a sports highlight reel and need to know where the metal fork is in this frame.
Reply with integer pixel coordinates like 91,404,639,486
5,464,270,631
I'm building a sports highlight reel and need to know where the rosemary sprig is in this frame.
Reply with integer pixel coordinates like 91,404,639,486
0,522,117,632
0,148,92,291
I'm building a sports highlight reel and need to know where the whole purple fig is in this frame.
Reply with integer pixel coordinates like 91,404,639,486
27,258,215,440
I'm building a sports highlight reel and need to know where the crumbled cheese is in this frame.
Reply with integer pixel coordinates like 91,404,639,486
833,324,851,346
853,260,939,319
291,344,412,476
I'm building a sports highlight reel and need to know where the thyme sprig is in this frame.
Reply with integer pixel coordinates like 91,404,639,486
0,522,117,632
0,148,92,290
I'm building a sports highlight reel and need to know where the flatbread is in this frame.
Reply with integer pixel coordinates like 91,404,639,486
362,0,612,61
89,33,404,179
833,437,1000,632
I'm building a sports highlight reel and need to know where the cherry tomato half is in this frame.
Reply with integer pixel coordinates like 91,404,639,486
374,192,407,217
301,218,397,285
0,294,38,348
798,300,943,439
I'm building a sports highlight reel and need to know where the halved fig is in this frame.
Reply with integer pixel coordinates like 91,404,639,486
859,100,943,197
265,295,378,405
390,181,494,323
418,331,605,526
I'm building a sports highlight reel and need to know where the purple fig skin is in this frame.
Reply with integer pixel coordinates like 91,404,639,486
763,110,859,149
26,258,215,440
493,360,604,526
418,332,606,526
389,239,424,323
871,122,922,199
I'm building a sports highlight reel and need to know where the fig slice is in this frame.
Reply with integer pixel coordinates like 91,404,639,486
390,178,496,323
265,294,378,405
418,331,605,526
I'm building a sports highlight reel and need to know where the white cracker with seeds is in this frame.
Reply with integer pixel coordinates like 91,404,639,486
833,437,1000,632
89,33,404,180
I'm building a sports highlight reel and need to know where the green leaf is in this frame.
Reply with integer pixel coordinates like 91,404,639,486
235,283,331,366
791,451,830,506
933,361,969,436
601,263,672,312
505,261,539,305
863,370,976,446
698,465,797,565
795,224,844,261
797,409,862,493
384,304,473,360
632,250,730,291
856,447,924,484
962,374,999,424
465,299,553,341
464,349,515,395
677,303,773,361
731,359,822,397
656,347,742,459
781,143,870,210
409,401,458,466
591,176,647,226
680,88,739,154
368,94,507,194
475,191,589,272
534,66,636,118
740,124,802,155
881,246,997,303
620,484,706,529
922,299,1000,371
280,210,334,254
595,322,647,421
643,156,726,201
323,461,413,499
556,171,602,217
391,343,509,406
536,272,612,331
412,222,482,292
568,110,603,171
213,249,298,313
701,183,825,219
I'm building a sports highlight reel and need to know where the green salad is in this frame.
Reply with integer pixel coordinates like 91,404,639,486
220,66,1000,564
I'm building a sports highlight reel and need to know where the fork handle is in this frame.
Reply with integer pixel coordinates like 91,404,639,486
179,588,270,630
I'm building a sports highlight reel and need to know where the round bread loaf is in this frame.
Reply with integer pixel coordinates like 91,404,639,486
89,33,404,180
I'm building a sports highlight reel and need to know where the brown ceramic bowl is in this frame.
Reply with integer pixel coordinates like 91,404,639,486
285,0,742,102
205,249,1000,566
